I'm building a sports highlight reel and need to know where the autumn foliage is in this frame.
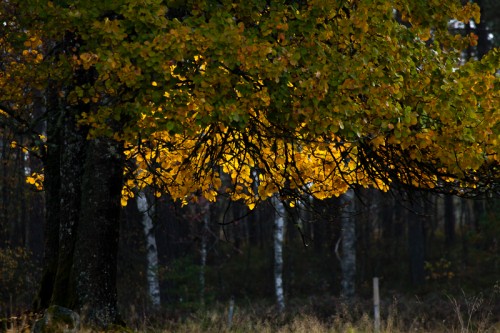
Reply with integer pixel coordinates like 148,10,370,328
1,1,498,206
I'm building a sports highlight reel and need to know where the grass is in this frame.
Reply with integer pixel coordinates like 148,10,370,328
3,290,499,332
130,289,500,333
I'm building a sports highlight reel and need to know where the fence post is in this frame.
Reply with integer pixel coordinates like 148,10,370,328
373,277,380,332
227,296,235,329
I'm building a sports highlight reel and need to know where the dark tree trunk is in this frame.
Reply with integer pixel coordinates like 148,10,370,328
248,204,260,246
444,195,455,248
51,106,88,308
72,138,124,327
0,124,8,247
312,197,325,254
34,84,62,311
408,208,425,286
475,0,489,60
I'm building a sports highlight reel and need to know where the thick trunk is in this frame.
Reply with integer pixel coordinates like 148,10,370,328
340,190,356,299
136,191,161,309
72,138,124,328
272,195,285,313
51,108,87,308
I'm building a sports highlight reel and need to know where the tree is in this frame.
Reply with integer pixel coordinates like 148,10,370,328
407,195,427,286
272,195,286,312
1,0,499,329
340,190,356,299
136,191,161,309
444,195,456,248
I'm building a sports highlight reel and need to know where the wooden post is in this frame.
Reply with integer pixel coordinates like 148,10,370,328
373,277,380,332
227,296,235,328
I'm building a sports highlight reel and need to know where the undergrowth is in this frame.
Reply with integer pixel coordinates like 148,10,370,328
2,287,499,332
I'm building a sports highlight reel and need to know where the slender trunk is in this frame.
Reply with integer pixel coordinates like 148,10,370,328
73,137,124,328
136,191,161,309
272,195,285,313
457,198,468,266
444,195,455,248
408,201,425,286
0,124,8,246
473,200,485,227
34,84,62,311
11,146,24,247
312,197,325,254
200,200,209,305
340,190,356,299
475,0,489,60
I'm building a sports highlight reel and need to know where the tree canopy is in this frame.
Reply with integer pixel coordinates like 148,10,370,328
1,0,499,205
0,0,499,328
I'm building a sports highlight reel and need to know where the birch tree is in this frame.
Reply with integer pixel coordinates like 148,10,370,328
272,195,286,313
136,191,161,309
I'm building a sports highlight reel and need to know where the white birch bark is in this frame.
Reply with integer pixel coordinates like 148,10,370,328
272,195,286,313
136,191,161,308
340,189,356,299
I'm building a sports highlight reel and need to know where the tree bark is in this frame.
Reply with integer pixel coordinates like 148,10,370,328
272,195,285,313
51,106,88,308
72,137,124,328
199,199,210,305
444,195,455,248
408,202,426,286
475,0,489,60
340,190,356,299
312,198,325,254
136,191,161,309
35,83,62,311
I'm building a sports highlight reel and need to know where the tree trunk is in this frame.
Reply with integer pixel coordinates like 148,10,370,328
475,0,489,60
34,84,62,311
340,190,356,299
136,191,161,309
272,195,285,313
199,199,210,305
51,107,87,308
72,137,124,328
312,198,325,254
408,203,425,286
444,195,455,248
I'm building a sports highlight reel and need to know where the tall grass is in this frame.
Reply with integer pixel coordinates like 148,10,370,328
3,289,499,332
135,289,499,333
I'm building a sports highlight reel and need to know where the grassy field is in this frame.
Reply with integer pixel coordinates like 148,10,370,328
4,291,500,332
128,290,500,333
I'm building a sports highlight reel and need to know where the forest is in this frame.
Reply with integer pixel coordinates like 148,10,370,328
0,0,499,332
